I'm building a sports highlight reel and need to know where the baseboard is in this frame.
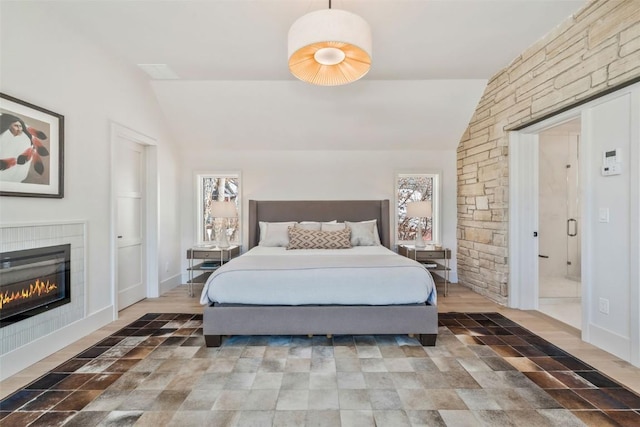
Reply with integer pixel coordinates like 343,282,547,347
0,306,114,381
160,273,182,295
539,297,582,304
588,322,631,362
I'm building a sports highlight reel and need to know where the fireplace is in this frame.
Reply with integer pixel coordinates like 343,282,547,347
0,244,71,328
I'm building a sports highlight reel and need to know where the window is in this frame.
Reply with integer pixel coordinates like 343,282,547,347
196,173,241,245
396,172,440,245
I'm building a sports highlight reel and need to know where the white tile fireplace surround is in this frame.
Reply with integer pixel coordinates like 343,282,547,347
0,222,86,357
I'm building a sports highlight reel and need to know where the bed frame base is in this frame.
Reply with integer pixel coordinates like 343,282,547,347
205,334,222,347
203,304,438,347
419,334,437,346
204,332,437,347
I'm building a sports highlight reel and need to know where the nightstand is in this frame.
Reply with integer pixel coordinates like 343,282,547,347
186,245,241,297
398,244,452,296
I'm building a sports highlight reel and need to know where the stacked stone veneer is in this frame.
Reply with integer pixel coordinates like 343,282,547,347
457,0,640,304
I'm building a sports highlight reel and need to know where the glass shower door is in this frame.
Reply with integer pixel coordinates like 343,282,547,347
566,134,581,280
538,130,581,296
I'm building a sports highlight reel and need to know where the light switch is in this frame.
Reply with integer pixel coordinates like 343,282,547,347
599,208,609,223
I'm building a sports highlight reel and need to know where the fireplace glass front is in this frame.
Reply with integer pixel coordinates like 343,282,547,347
1,244,71,327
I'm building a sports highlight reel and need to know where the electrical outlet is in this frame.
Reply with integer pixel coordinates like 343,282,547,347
599,298,610,315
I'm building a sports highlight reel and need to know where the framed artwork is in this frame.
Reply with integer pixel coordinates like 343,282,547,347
0,93,64,198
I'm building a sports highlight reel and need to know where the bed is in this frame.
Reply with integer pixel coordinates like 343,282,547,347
201,200,438,346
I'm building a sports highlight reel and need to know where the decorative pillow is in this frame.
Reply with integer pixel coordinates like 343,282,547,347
287,226,352,250
259,221,297,247
321,222,346,232
346,219,381,246
296,221,322,231
345,221,376,246
367,219,383,245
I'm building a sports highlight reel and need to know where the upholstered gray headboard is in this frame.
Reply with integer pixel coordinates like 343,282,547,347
248,200,391,249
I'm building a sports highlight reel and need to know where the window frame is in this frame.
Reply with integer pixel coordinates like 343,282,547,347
395,171,441,246
195,172,242,246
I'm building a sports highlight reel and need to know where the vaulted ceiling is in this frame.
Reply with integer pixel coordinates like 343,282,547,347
37,0,587,151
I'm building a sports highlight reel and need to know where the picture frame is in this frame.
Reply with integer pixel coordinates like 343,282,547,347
0,93,64,198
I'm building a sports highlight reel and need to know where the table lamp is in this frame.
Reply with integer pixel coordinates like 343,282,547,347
211,201,237,249
406,200,432,248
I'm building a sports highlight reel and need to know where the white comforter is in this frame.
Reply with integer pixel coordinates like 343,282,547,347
200,246,437,306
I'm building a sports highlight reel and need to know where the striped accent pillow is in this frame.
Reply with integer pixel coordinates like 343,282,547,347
287,226,352,250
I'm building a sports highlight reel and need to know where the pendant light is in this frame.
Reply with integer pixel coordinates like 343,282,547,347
288,0,372,86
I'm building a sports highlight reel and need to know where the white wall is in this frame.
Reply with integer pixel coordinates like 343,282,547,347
0,1,182,368
582,87,639,363
180,149,458,282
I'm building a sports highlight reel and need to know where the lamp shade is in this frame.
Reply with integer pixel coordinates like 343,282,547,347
211,201,237,218
288,9,372,86
406,201,432,218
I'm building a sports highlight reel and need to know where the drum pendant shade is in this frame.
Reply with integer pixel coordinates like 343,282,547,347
288,9,372,86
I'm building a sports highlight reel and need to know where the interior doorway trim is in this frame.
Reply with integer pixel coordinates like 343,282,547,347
509,83,640,367
110,122,158,319
509,109,581,310
508,131,539,310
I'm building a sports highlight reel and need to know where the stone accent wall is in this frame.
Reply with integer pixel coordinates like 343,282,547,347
457,0,640,304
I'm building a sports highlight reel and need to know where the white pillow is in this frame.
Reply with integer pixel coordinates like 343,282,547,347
259,221,297,247
346,221,377,246
296,221,322,231
351,219,382,246
321,222,346,232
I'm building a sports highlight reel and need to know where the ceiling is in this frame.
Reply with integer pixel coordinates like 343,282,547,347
36,0,587,151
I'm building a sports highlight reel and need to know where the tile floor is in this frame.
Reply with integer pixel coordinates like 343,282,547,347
538,299,582,330
539,276,581,299
538,274,582,330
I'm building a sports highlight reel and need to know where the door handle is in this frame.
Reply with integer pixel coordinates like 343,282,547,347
538,255,549,258
567,219,577,237
117,235,123,239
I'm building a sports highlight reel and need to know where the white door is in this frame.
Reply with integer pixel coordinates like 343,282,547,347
116,137,146,309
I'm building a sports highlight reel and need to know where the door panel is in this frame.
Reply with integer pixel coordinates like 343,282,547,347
116,138,146,310
118,245,142,290
117,147,142,194
117,198,142,243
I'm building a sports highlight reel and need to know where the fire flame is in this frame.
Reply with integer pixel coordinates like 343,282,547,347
0,279,58,310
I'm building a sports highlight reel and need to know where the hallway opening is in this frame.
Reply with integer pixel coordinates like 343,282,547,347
537,118,582,330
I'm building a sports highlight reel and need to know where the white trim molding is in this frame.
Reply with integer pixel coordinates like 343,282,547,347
110,122,159,314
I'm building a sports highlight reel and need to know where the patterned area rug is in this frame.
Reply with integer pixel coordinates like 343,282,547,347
1,312,640,427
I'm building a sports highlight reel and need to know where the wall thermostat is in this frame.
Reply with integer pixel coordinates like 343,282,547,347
601,148,622,176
